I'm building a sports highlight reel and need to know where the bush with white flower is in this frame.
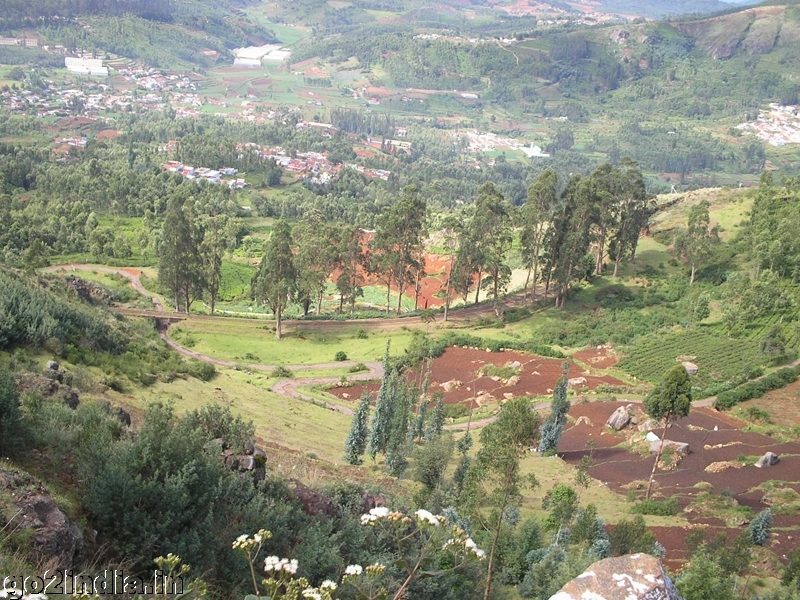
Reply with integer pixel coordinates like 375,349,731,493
228,508,484,600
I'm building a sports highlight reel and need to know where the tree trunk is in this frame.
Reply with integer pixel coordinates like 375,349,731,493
413,267,421,311
338,294,344,314
523,266,531,301
613,253,622,278
444,254,454,322
483,488,510,600
474,269,482,305
396,286,403,316
275,306,282,340
317,290,323,315
386,282,391,313
210,290,216,315
645,420,669,500
690,263,697,285
185,290,191,315
595,228,606,275
630,234,640,262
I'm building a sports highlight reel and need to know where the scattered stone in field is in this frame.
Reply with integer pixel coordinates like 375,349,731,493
650,440,690,456
238,455,256,470
507,375,520,386
755,452,780,468
440,380,462,392
489,375,501,382
575,416,594,426
505,360,522,370
682,362,699,376
637,419,661,432
475,392,495,406
531,370,541,376
705,461,743,473
568,377,588,387
645,431,660,443
341,392,350,399
46,360,59,371
607,406,631,431
703,441,742,450
550,553,683,600
503,393,514,400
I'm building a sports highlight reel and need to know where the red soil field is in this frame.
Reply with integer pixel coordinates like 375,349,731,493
559,402,800,565
573,346,619,369
327,347,625,406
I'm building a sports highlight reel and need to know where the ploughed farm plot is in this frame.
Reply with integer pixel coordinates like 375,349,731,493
327,346,625,407
559,401,800,567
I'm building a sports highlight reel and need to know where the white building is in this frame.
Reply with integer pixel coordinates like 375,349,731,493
65,57,108,77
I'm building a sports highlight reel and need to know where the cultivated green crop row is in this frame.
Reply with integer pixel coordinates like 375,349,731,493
617,328,765,387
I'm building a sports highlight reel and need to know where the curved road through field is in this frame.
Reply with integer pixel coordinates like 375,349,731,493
47,264,790,427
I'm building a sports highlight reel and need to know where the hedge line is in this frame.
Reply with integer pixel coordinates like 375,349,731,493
714,364,800,409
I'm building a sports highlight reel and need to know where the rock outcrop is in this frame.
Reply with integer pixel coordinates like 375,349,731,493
0,468,83,570
682,362,699,376
607,406,631,431
755,451,780,468
549,553,684,600
649,440,690,456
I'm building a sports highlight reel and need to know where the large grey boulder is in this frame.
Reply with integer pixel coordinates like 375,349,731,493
549,553,684,600
649,440,690,456
755,452,780,468
682,362,699,376
606,406,631,431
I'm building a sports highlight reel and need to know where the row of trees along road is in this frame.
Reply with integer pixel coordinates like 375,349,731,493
157,160,654,337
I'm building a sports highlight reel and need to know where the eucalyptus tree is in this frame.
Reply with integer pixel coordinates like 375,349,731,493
158,195,204,313
251,220,296,340
520,169,557,300
674,201,719,284
294,209,338,316
371,185,427,315
200,214,229,315
545,175,595,308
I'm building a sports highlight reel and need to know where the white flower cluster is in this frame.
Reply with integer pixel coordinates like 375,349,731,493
264,556,299,574
320,580,337,591
232,529,271,550
344,564,363,576
301,589,325,600
360,506,390,524
443,536,486,560
414,509,442,527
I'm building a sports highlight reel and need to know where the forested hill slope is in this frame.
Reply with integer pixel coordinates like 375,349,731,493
572,0,758,19
1,0,257,23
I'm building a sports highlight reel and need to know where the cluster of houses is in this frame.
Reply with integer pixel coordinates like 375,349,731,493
117,67,199,92
455,130,550,158
737,103,800,147
162,161,247,189
0,37,38,47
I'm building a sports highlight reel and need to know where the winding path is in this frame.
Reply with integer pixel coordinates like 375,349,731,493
47,264,783,427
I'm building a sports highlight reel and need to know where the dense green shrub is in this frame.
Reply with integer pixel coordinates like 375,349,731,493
335,350,348,361
714,365,800,408
630,497,680,516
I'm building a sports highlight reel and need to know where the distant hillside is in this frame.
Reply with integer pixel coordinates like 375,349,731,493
589,0,759,19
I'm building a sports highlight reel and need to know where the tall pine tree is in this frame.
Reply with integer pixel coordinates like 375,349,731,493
343,393,371,465
538,363,570,454
368,342,396,459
